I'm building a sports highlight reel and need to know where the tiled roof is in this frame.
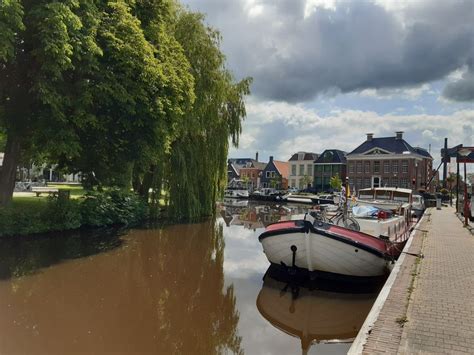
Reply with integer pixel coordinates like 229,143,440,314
273,160,289,178
315,149,347,164
288,152,319,161
349,137,417,155
413,147,433,158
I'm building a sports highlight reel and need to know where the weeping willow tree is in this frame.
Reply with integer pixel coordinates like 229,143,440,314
164,10,251,221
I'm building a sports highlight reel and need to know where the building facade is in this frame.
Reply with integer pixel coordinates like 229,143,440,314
346,132,433,193
313,149,347,192
260,156,289,189
239,162,266,191
288,152,319,189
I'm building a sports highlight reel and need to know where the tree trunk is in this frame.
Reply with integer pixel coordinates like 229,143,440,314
0,135,21,206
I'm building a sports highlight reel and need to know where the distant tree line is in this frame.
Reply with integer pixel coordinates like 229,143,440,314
0,0,251,221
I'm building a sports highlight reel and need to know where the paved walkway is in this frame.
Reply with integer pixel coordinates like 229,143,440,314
399,206,474,354
357,207,474,354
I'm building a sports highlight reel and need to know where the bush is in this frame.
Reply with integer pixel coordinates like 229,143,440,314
80,189,148,228
0,189,148,237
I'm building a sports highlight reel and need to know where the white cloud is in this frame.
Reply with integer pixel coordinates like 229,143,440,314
357,84,433,101
231,99,474,166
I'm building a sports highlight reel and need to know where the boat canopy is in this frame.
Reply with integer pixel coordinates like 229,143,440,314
358,187,412,201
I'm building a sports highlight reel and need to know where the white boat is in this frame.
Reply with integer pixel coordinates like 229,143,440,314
356,187,413,211
258,214,395,278
224,187,249,198
257,273,376,354
284,193,318,204
352,188,414,245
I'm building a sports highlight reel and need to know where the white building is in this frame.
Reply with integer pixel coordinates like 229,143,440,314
288,151,319,189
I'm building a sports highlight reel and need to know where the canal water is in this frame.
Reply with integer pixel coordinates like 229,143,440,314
0,201,382,355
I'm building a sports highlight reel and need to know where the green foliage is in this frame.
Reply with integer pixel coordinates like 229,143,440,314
0,190,148,237
0,0,250,220
81,189,148,227
330,175,342,191
165,9,251,221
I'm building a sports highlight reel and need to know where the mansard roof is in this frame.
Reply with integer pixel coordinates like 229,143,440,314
314,149,347,164
288,152,319,161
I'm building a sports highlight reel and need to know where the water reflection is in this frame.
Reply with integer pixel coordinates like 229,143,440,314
0,222,241,355
220,200,308,230
0,229,123,280
257,266,379,355
0,202,382,355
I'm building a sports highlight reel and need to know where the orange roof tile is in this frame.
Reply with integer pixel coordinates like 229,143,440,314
273,160,289,178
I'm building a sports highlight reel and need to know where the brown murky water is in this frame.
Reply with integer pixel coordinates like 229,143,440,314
0,201,380,355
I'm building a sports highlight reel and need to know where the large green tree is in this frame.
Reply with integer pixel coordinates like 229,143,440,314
0,0,250,221
166,10,251,221
0,0,194,205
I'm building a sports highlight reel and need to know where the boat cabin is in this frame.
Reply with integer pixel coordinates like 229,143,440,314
358,187,413,205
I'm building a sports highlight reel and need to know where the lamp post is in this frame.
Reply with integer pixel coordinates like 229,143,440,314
458,148,471,226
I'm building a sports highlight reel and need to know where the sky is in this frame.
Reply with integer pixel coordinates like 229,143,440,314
181,0,474,166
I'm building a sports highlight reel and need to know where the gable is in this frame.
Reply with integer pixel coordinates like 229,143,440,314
363,147,391,155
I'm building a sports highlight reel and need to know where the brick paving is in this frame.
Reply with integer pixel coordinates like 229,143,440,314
359,207,474,354
399,206,474,354
360,215,426,354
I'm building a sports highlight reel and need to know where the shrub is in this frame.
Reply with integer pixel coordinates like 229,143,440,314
0,189,148,237
80,189,148,227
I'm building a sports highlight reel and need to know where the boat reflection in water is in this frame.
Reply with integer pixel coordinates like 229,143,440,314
256,265,380,355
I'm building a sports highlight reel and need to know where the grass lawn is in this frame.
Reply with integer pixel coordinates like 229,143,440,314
48,184,85,199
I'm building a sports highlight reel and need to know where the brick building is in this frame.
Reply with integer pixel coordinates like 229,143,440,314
346,132,433,193
239,161,266,191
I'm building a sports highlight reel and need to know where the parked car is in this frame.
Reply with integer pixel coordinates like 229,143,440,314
287,187,298,193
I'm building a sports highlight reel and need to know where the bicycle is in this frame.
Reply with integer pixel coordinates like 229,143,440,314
310,205,360,231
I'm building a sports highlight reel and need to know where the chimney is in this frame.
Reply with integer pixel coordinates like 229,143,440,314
255,152,259,162
366,133,374,141
396,131,404,140
269,156,274,162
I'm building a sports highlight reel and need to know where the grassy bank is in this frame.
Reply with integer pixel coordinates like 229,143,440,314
0,188,148,238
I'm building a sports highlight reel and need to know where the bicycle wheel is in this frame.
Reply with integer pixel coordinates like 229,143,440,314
334,215,360,231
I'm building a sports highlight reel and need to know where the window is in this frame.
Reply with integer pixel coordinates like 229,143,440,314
402,160,408,173
357,162,362,173
384,161,390,174
271,171,276,178
392,161,398,174
349,163,355,174
266,171,270,178
299,164,304,176
365,162,370,173
333,165,340,174
307,164,313,176
291,164,297,176
315,165,323,174
374,161,380,173
364,177,371,188
315,177,322,187
400,178,408,188
357,178,363,188
324,165,332,173
291,179,296,188
392,177,398,187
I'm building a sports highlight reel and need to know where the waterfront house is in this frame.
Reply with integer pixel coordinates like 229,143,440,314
313,149,347,192
346,132,433,192
227,155,258,183
288,152,319,190
260,156,289,189
239,161,266,191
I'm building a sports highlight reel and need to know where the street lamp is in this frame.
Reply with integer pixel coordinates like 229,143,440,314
458,148,471,226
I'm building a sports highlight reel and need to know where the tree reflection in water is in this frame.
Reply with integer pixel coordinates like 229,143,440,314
0,221,242,355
